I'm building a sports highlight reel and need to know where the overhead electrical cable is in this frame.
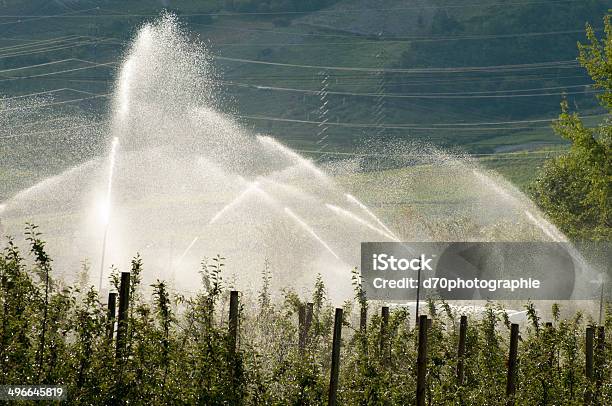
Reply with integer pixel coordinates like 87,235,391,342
215,56,579,73
0,60,117,82
0,59,78,74
0,35,82,52
222,80,597,98
206,24,600,41
0,6,101,26
0,38,116,59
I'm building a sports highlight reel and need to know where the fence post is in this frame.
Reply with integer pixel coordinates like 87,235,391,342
305,302,313,347
457,315,467,385
380,306,389,363
328,308,343,406
298,305,306,352
506,323,519,406
106,292,117,340
416,314,428,406
586,327,594,379
228,290,239,356
115,272,130,359
305,303,313,328
595,326,605,400
585,327,594,404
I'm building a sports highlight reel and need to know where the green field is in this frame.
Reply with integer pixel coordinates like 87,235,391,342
0,0,608,202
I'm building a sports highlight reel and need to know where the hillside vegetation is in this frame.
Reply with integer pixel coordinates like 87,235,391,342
0,232,610,404
0,1,609,197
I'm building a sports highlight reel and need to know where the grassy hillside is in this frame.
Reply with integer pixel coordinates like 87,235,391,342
0,0,609,199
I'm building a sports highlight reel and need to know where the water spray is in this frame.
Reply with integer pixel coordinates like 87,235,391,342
345,193,400,240
472,169,513,201
284,207,340,259
257,136,329,181
98,137,119,290
175,236,199,268
326,203,399,241
209,181,260,225
524,210,565,242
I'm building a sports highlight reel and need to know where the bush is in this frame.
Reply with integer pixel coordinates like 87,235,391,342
0,227,610,404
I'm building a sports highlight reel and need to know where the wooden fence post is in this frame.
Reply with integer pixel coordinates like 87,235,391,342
115,272,130,359
585,326,594,404
457,315,467,385
328,308,343,406
305,302,313,347
416,314,428,406
586,327,594,379
305,303,313,327
228,290,239,356
106,292,117,340
595,326,605,400
298,305,306,352
380,306,389,363
506,323,519,406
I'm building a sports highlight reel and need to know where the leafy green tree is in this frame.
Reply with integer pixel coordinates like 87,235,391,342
531,15,612,241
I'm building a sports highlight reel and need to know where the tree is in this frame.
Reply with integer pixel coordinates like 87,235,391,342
530,14,611,241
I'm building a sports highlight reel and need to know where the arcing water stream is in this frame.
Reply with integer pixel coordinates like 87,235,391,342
0,15,603,303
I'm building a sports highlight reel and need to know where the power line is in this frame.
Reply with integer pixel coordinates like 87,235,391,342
0,35,81,52
0,38,115,60
80,0,588,17
0,59,76,74
206,23,598,42
0,6,100,26
223,80,598,99
235,114,553,131
1,88,72,100
215,56,579,73
0,60,116,82
0,37,93,57
3,86,589,129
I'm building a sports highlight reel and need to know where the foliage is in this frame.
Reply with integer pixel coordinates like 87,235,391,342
1,230,611,404
531,14,612,241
